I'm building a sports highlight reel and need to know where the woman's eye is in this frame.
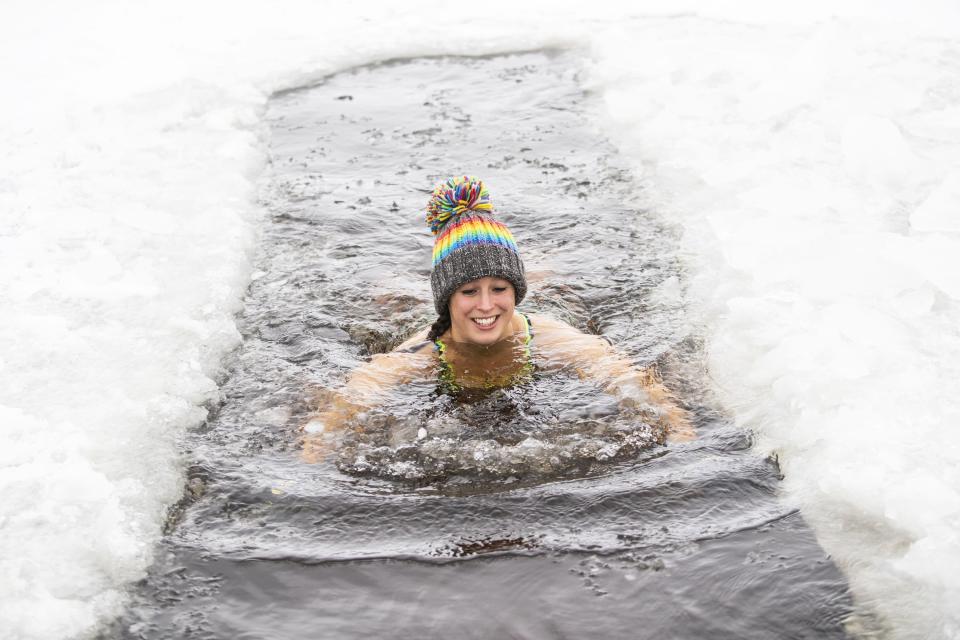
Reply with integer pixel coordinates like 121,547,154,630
460,289,477,296
493,287,507,293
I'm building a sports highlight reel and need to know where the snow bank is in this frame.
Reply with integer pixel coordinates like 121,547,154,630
589,9,960,639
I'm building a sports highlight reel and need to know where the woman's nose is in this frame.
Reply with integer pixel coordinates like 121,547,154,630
476,288,495,310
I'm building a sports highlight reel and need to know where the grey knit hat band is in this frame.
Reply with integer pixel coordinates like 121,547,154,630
431,242,527,314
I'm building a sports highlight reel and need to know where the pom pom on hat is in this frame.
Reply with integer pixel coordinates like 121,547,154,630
426,175,493,235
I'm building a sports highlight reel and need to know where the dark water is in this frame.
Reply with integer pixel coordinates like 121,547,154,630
106,51,852,639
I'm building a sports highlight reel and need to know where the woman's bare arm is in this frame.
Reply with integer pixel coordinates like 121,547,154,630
301,341,434,462
530,314,695,441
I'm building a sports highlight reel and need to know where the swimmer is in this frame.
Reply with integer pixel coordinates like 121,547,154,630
302,176,693,462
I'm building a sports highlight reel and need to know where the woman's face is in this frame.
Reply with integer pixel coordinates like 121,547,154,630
447,277,516,345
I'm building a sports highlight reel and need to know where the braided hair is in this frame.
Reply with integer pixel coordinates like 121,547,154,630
427,306,451,342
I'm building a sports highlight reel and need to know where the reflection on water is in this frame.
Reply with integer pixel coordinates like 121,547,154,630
106,52,855,639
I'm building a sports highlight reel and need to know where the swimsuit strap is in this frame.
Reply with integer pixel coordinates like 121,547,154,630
519,313,533,360
433,338,459,392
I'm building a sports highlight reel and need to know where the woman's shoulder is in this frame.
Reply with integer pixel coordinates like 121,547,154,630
394,326,434,354
523,313,579,333
524,312,615,353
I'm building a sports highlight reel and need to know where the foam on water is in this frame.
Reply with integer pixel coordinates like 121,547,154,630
2,1,960,638
335,374,665,483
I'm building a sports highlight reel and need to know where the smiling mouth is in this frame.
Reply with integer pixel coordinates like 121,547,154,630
471,315,499,328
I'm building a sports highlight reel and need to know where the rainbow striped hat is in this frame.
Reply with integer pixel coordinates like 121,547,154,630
426,176,526,314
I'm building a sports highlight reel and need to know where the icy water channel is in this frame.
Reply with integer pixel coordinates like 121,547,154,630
108,52,854,639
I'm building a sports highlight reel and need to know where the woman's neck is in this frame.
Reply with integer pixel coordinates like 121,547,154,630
442,312,522,354
438,312,530,387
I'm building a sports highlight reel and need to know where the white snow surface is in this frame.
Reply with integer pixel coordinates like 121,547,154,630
2,1,960,638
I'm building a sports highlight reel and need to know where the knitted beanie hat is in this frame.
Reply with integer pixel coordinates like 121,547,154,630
426,176,527,314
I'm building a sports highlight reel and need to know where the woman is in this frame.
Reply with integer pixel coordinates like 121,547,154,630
302,176,692,462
